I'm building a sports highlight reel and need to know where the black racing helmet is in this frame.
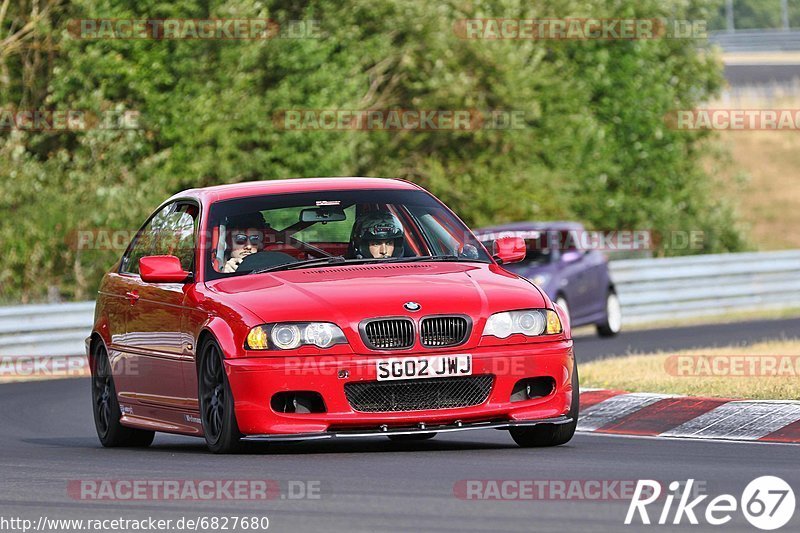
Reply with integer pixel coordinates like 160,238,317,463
352,210,405,258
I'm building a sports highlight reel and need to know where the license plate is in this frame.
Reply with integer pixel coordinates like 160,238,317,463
375,354,472,381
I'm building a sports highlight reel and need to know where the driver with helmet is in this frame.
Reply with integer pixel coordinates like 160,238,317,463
351,210,405,259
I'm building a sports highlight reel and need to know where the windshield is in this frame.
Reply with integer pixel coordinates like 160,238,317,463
205,188,491,279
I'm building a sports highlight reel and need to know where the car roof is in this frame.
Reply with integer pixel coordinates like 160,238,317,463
473,221,586,236
167,177,421,204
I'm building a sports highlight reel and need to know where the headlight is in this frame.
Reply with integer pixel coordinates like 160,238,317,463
483,309,562,338
303,322,339,348
272,324,302,349
246,322,347,350
531,274,550,287
546,309,563,334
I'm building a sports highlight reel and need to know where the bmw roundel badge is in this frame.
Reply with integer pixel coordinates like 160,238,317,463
404,301,421,312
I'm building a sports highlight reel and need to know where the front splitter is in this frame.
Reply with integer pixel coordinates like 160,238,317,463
242,415,573,442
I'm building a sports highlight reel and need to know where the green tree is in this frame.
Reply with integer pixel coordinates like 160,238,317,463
0,0,742,302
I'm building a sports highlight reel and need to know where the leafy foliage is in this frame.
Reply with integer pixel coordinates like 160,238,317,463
0,0,742,302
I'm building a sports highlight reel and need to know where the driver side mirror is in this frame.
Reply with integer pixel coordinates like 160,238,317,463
493,236,526,265
140,255,191,283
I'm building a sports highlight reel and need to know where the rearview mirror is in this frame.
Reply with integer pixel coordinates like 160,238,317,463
493,236,526,265
140,255,191,283
300,207,346,223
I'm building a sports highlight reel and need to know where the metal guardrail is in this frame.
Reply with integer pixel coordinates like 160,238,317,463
710,29,800,53
610,249,800,325
0,250,798,356
0,302,94,357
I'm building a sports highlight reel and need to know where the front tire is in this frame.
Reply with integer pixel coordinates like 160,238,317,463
596,290,622,337
509,361,579,447
198,338,243,454
91,342,155,448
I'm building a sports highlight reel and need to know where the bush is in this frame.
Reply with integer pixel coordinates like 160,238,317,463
0,0,742,302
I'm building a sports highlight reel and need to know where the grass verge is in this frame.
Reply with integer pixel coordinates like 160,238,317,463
581,339,800,400
709,93,800,250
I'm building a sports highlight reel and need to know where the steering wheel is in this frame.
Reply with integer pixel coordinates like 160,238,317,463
236,251,297,272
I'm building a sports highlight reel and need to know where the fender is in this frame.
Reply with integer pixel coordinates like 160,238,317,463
554,301,572,339
92,315,112,347
199,316,241,360
88,315,113,369
515,272,571,338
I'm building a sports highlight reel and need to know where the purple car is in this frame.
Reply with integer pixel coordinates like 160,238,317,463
475,222,621,337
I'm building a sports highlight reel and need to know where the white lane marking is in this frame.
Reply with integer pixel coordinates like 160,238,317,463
577,393,674,432
660,401,800,440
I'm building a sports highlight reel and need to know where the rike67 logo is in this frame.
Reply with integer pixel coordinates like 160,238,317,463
626,477,795,530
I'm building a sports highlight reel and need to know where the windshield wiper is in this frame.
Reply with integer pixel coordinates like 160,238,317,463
387,255,491,264
251,256,391,274
251,254,488,275
251,256,346,274
390,254,460,262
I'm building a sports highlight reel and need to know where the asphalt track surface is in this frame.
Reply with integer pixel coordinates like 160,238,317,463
1,319,798,532
574,317,800,362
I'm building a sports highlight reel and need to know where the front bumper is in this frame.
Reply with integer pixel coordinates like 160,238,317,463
225,340,574,436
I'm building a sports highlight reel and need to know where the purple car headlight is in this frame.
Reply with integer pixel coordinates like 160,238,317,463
531,274,551,287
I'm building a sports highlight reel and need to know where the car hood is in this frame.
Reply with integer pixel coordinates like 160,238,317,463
205,262,547,327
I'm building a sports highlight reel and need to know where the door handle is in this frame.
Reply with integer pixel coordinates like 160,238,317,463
125,290,139,304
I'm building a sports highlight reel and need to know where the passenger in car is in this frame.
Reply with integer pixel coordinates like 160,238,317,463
221,213,269,273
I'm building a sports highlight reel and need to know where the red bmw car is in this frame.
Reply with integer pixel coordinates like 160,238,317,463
88,178,577,453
